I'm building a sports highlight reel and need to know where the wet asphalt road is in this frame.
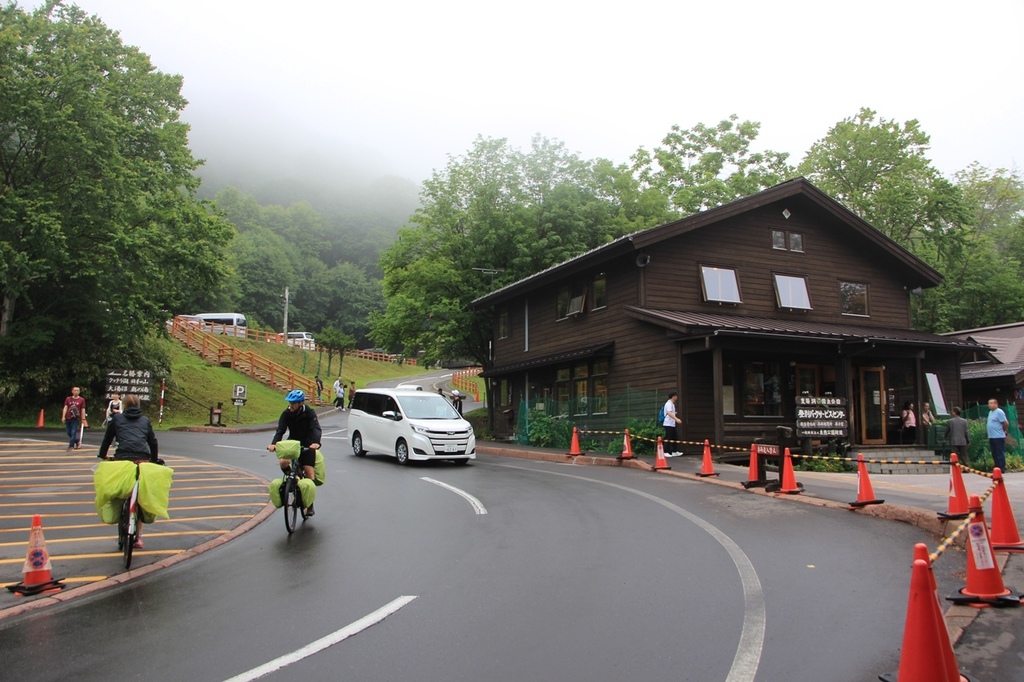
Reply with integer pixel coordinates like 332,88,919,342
0,403,969,682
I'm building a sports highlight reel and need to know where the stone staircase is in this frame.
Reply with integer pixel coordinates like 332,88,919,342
858,448,950,475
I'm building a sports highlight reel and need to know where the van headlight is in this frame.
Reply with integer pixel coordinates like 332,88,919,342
467,425,474,434
412,425,429,434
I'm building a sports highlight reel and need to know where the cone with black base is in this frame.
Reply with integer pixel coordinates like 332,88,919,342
6,515,65,597
850,453,885,508
778,448,803,494
937,454,970,521
879,555,972,682
989,468,1024,553
566,427,583,457
946,494,1021,608
742,443,766,489
617,429,634,460
697,439,718,477
36,409,45,428
652,437,670,471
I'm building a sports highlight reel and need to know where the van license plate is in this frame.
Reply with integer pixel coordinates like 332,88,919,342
444,443,458,453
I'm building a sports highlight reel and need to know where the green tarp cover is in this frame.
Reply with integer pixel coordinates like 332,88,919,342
314,451,326,486
268,478,316,507
269,478,283,508
93,460,173,523
276,440,301,460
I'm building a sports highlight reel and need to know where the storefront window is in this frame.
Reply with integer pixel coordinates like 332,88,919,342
743,361,783,416
556,382,570,416
722,360,736,415
592,377,608,414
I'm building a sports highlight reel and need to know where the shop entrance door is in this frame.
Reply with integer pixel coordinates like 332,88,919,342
859,367,887,444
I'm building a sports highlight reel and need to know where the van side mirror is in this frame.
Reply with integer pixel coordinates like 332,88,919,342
382,410,402,421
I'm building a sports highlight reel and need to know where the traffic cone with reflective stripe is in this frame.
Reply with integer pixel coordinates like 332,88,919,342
36,409,45,428
618,429,634,460
5,515,65,597
696,439,718,477
566,427,583,457
653,437,670,470
989,468,1024,553
938,454,970,520
850,453,884,508
879,556,971,682
909,544,972,682
779,448,803,494
742,443,765,489
947,495,1021,607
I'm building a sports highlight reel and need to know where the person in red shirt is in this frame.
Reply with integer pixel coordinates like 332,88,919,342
61,386,87,451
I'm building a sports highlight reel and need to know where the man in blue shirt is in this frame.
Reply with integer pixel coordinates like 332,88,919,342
987,398,1009,471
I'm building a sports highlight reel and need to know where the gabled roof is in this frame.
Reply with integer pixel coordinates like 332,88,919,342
471,177,943,308
624,308,985,350
945,322,1024,366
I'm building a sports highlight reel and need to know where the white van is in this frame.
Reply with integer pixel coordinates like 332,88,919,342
286,331,316,349
349,388,476,465
193,312,248,337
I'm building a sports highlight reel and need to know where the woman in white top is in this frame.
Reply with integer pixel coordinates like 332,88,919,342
105,393,123,425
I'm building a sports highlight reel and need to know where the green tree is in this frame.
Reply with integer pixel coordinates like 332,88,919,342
633,115,795,215
370,135,671,366
0,2,231,401
317,326,355,378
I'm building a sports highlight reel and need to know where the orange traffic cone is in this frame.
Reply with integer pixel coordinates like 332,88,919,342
879,557,970,682
742,443,765,489
652,437,671,470
36,409,45,429
938,454,970,521
779,448,803,494
850,453,885,508
697,439,718,477
567,427,583,457
910,544,971,681
947,495,1021,608
989,468,1024,553
618,429,634,460
5,515,65,597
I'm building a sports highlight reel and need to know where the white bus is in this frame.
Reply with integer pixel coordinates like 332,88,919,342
193,313,248,337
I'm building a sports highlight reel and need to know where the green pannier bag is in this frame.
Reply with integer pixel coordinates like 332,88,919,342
276,439,301,460
268,478,284,508
94,461,137,524
298,478,316,507
314,450,326,486
137,462,174,520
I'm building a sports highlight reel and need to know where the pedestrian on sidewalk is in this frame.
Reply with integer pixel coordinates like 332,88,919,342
945,406,971,466
332,377,342,408
451,389,464,415
987,398,1009,471
315,375,324,402
347,382,356,411
61,386,87,451
662,391,683,456
900,401,916,445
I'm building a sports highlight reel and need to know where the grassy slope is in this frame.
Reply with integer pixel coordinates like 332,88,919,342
11,335,425,430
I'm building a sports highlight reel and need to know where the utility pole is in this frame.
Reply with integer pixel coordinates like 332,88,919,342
283,286,289,338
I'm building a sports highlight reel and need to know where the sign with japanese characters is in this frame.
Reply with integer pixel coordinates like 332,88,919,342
105,369,153,401
795,395,848,438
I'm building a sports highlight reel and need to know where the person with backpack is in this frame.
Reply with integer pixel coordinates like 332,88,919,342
61,386,87,451
661,391,683,457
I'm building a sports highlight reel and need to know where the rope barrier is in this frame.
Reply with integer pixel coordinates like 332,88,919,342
576,428,748,452
927,478,999,564
954,461,995,479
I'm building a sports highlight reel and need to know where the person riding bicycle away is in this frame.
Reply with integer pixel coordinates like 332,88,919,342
267,389,322,516
97,394,159,548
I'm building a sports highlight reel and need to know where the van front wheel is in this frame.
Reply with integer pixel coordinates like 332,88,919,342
395,439,410,465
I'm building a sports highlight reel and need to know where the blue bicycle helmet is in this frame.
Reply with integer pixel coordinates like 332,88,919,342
285,389,306,403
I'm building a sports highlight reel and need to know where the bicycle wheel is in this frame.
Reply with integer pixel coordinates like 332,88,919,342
283,477,299,534
122,500,135,569
117,499,128,550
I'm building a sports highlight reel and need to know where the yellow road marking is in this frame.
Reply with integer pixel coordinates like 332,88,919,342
0,530,229,548
0,576,110,587
0,515,253,534
0,550,182,564
169,503,267,511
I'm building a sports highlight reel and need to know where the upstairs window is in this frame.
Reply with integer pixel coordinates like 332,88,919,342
772,229,804,252
774,274,812,310
700,266,742,304
556,285,586,319
498,307,510,339
839,281,869,316
592,273,607,310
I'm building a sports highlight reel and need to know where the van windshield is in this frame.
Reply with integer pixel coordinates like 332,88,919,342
396,394,462,420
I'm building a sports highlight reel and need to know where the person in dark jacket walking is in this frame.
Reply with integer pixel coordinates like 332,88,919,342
98,394,158,462
267,389,322,515
944,406,971,466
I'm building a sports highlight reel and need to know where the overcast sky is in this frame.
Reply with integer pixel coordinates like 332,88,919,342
56,0,1024,185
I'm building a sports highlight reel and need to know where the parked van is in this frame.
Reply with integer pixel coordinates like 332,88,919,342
349,388,476,465
286,331,316,349
193,312,248,337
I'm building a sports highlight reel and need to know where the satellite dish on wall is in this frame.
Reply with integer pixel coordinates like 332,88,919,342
636,254,651,268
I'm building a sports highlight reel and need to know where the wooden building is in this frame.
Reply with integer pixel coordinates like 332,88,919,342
471,178,981,452
945,322,1024,415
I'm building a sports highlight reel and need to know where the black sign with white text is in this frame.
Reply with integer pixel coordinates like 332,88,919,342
795,395,848,438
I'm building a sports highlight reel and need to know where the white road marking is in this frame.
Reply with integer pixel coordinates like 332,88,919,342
491,463,765,682
222,595,417,682
420,477,488,515
214,445,267,452
322,428,348,436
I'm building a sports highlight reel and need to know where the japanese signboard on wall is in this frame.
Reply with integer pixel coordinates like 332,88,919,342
795,395,848,439
106,369,153,401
